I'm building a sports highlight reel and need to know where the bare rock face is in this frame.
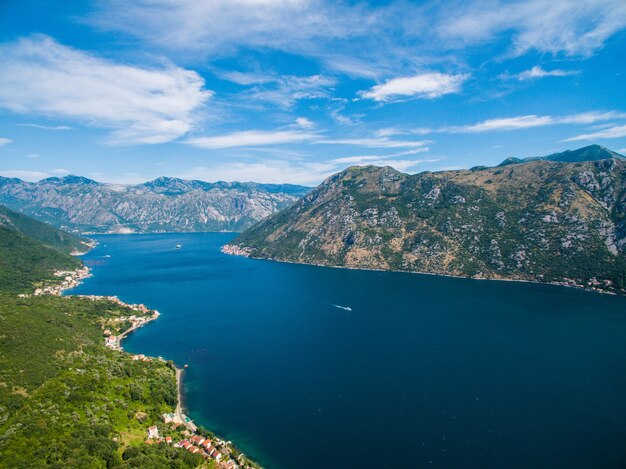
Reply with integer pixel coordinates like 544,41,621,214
230,152,626,294
0,176,310,233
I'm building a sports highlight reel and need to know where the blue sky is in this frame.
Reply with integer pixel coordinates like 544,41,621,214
0,0,625,186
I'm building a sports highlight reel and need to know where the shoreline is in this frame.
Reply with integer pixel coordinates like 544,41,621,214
53,244,259,468
221,244,625,297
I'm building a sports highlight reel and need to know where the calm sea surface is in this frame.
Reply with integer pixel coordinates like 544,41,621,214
69,233,626,468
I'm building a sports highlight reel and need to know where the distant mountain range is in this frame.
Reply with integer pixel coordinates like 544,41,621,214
227,145,626,294
0,176,310,233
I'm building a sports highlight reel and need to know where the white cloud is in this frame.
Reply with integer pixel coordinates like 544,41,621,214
295,117,315,129
418,111,626,134
179,160,336,186
92,0,370,56
92,0,626,85
564,124,626,141
25,153,39,158
228,73,336,109
177,152,434,186
218,70,276,85
510,65,580,81
458,115,554,132
185,130,316,149
329,153,440,168
360,73,469,102
0,170,52,181
437,0,626,57
0,35,212,144
0,138,12,146
17,123,72,130
317,137,430,149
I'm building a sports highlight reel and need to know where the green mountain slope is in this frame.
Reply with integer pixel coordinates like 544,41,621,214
0,204,91,254
0,205,85,293
0,228,81,294
0,211,207,467
0,295,204,468
229,146,626,294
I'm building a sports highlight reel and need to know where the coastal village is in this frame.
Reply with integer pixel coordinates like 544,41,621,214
31,265,260,469
31,266,91,296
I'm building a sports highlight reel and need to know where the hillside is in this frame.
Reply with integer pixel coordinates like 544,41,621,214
0,205,90,254
227,146,626,294
0,294,209,468
0,211,237,467
0,175,309,234
0,205,87,293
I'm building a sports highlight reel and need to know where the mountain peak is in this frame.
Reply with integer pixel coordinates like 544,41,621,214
540,144,625,163
40,175,99,186
498,145,625,167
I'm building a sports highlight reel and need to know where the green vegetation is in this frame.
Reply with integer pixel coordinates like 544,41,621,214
0,205,86,293
0,207,209,468
0,205,89,254
0,225,81,294
0,296,203,468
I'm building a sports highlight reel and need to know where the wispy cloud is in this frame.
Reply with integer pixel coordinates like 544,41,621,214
414,111,626,134
317,137,430,149
18,123,72,130
0,35,212,144
436,0,626,57
564,124,626,141
185,129,317,149
238,74,335,109
359,73,469,102
178,152,434,186
295,117,315,129
0,138,12,146
0,170,52,181
504,65,580,81
92,0,626,79
92,0,371,57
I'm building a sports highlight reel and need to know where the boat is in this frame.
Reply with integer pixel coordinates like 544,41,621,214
176,244,182,249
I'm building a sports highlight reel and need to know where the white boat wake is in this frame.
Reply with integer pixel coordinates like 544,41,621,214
330,304,352,312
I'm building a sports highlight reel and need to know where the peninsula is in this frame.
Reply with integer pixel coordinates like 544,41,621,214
225,145,626,296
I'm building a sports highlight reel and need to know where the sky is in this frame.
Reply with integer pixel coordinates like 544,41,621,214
0,0,625,186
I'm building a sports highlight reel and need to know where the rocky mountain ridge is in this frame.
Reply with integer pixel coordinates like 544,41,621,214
227,145,626,294
0,176,310,233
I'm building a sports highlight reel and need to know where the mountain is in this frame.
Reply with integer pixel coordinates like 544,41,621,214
499,144,626,165
0,205,91,254
0,175,310,234
0,205,85,293
227,146,626,294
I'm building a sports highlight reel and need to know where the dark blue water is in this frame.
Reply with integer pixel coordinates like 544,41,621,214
70,233,626,468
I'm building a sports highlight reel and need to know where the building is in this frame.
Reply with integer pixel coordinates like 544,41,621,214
147,426,160,439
